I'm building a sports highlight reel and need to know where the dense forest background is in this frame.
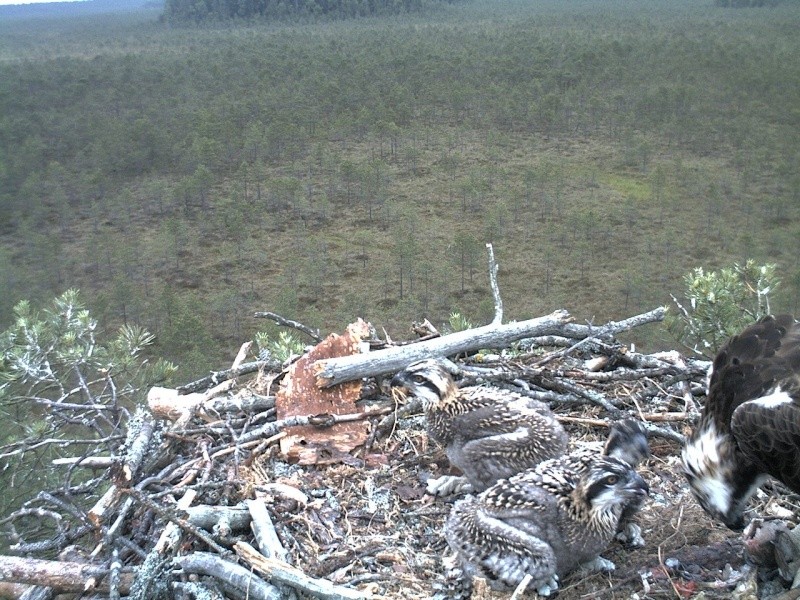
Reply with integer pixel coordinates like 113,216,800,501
162,0,463,22
1,0,799,382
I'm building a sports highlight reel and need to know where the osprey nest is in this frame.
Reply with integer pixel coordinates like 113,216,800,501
1,308,799,600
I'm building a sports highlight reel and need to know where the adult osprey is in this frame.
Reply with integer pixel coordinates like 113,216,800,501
682,314,800,530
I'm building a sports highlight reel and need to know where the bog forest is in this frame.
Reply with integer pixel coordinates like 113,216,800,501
1,0,799,382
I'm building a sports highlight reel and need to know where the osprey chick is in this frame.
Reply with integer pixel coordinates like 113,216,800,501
682,314,800,530
444,451,649,597
391,359,568,492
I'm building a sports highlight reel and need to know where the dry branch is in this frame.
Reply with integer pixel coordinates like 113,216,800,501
247,499,288,561
234,541,375,600
173,552,282,600
116,411,155,484
556,307,667,340
254,311,323,342
0,556,133,594
314,310,572,387
177,359,281,394
154,490,197,554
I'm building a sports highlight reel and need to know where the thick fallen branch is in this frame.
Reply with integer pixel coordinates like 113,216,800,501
314,310,572,387
0,556,134,594
556,307,666,341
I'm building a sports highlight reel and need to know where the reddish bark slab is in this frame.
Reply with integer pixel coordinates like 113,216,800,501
276,319,371,464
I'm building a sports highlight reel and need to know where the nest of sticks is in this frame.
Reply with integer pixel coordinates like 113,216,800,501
2,306,799,600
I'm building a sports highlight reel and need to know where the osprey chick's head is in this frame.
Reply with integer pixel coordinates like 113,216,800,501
681,422,760,530
579,456,649,516
390,359,457,410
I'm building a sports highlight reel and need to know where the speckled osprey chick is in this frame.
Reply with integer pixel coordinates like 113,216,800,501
391,359,568,492
444,451,649,598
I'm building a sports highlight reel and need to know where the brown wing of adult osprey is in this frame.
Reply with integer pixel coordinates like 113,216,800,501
681,314,800,530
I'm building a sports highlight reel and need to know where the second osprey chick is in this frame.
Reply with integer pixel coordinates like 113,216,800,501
391,359,568,492
444,451,649,598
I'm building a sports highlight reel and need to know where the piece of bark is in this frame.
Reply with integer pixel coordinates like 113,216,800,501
234,542,375,600
0,556,133,594
276,319,371,464
173,552,282,600
314,310,572,388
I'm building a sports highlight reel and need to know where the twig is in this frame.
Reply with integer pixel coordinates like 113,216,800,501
509,573,532,600
122,488,229,556
177,359,282,395
236,408,391,445
254,311,322,342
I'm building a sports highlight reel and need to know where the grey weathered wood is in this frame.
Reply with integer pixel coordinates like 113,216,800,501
0,556,133,593
119,409,155,483
185,504,252,531
556,306,666,341
234,542,373,600
173,552,282,600
247,499,288,562
314,310,572,388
